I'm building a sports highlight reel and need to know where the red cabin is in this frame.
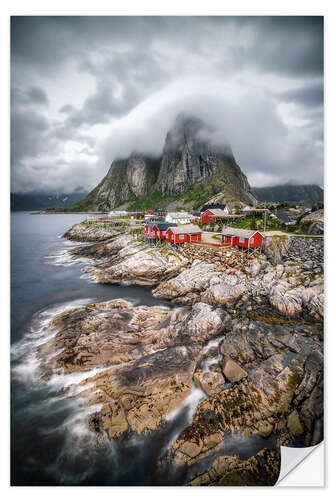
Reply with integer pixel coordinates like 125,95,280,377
145,210,155,219
201,208,228,224
166,225,202,244
143,222,177,239
221,227,263,248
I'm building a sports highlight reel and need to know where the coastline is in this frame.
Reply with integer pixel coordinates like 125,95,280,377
16,218,324,485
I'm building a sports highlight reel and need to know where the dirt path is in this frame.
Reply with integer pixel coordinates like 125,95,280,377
201,231,221,244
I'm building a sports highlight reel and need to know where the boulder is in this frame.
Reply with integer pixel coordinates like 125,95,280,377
222,359,247,383
193,369,225,396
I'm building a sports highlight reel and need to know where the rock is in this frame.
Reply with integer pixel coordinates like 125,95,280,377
263,236,291,264
222,359,247,383
188,448,280,486
63,222,120,242
287,410,304,436
202,273,249,307
153,261,221,300
91,236,189,285
178,439,203,459
193,369,225,396
168,319,322,467
256,421,274,437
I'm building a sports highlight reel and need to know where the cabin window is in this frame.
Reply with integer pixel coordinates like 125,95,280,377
239,237,244,243
250,238,254,244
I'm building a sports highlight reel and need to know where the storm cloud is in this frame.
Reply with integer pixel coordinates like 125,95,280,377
11,16,324,194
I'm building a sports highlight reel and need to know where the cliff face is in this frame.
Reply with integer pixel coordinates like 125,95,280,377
77,155,160,211
156,115,218,194
73,115,256,211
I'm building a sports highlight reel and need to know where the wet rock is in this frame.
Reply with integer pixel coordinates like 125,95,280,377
287,410,304,437
193,370,225,396
188,448,280,486
222,359,247,383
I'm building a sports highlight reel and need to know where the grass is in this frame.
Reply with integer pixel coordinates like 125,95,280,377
127,191,179,211
212,234,222,241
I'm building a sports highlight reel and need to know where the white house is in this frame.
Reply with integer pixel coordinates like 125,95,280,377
108,210,128,217
165,212,193,224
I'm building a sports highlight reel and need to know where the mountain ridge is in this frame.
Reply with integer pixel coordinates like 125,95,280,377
252,184,323,205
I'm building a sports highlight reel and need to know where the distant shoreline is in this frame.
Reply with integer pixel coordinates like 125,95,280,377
29,210,108,215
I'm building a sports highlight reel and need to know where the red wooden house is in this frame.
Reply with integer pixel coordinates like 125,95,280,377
201,208,228,224
143,222,177,239
166,225,202,244
221,227,263,248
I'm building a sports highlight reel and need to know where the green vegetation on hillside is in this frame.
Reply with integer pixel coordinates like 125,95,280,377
127,191,179,211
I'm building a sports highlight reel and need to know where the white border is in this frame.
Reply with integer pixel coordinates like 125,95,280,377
2,1,331,497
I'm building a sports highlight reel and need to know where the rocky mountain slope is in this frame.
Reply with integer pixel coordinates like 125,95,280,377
252,184,323,205
72,114,256,212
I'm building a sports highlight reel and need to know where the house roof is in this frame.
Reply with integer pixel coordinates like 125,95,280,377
205,208,228,217
201,204,226,212
168,224,201,234
221,226,262,238
191,211,201,217
147,222,177,230
273,212,292,223
167,212,192,218
145,216,164,223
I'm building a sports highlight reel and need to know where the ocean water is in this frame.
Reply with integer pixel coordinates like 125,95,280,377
10,212,275,486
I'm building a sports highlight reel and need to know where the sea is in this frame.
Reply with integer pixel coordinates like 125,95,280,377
10,211,275,485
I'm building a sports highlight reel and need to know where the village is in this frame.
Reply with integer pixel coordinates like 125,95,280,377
85,202,324,253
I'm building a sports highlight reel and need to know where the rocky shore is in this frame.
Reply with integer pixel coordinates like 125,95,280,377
39,221,325,486
66,224,324,321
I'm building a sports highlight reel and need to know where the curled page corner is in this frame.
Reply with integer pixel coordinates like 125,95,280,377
276,442,324,486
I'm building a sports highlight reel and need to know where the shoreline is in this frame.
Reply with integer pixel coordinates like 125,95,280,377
23,219,324,485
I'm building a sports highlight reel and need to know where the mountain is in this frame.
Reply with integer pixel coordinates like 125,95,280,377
11,192,88,211
73,155,160,212
252,185,323,205
72,114,256,212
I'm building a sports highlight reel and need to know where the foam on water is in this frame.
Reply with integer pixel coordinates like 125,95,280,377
164,383,207,451
47,365,112,390
11,298,95,385
202,334,225,355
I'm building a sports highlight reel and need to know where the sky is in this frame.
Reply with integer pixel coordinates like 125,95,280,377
11,16,324,194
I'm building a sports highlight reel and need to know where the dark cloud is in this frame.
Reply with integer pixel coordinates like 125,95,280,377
11,85,49,108
278,81,324,108
11,16,324,193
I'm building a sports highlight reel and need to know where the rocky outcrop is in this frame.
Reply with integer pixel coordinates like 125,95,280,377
188,448,280,486
299,209,324,235
63,222,120,242
64,222,324,320
89,237,189,286
167,318,323,468
264,235,324,267
38,298,231,439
